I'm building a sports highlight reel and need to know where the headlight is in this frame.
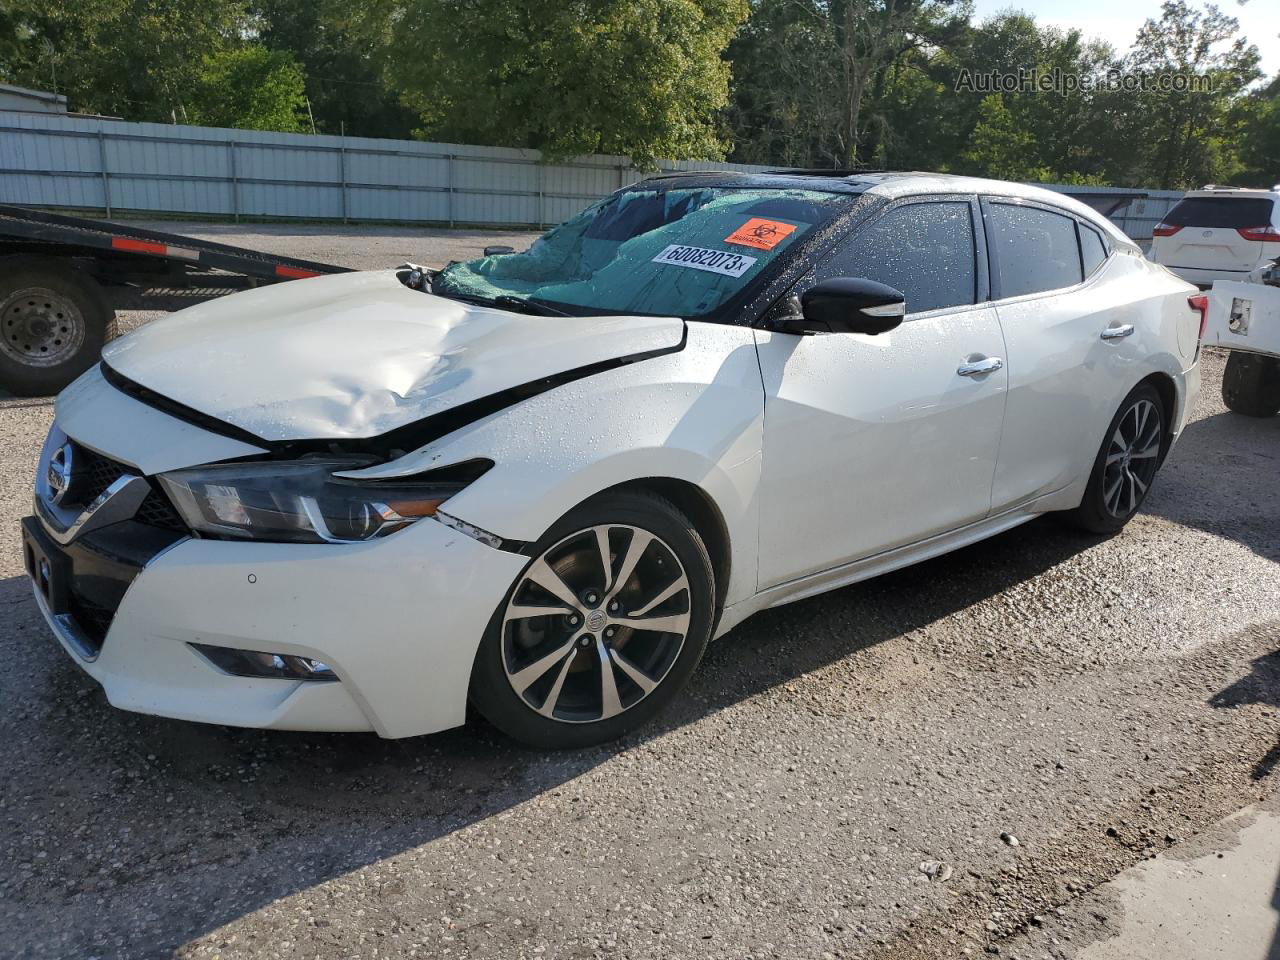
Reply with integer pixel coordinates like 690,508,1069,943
158,457,490,544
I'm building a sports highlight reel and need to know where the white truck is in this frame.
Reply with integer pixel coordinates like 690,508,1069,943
1205,256,1280,417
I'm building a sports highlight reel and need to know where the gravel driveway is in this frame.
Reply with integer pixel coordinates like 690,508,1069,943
1,225,1278,960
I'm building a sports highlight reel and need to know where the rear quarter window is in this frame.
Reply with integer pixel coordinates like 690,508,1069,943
1079,224,1108,277
1163,197,1276,228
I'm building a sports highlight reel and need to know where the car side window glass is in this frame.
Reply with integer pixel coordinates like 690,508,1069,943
988,203,1084,298
811,201,977,314
1079,224,1108,277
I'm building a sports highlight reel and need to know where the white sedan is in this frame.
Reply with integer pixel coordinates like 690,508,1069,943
24,172,1203,748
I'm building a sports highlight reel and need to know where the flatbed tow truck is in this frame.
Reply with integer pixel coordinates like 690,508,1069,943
0,205,349,396
1205,257,1280,417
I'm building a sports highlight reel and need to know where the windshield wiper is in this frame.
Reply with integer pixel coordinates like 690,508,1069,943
437,291,574,317
489,295,575,316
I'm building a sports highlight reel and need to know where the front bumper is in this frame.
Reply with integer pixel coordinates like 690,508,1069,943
30,514,528,738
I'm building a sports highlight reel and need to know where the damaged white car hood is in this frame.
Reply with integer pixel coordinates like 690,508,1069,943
103,270,684,442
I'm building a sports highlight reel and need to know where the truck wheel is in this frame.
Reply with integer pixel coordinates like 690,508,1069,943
0,259,108,397
1221,351,1280,418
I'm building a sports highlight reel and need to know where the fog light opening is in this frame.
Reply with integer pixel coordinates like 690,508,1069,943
191,643,338,681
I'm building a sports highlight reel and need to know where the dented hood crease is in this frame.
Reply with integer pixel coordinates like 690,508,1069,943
102,270,685,443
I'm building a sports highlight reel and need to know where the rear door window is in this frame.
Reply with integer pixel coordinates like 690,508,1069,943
988,203,1083,298
1163,197,1276,228
1079,224,1108,277
811,200,977,314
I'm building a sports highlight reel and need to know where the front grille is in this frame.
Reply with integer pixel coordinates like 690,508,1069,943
78,445,125,505
136,488,187,531
71,442,188,534
33,438,191,655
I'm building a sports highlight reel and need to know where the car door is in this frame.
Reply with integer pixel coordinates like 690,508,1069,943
982,198,1124,510
754,197,1008,589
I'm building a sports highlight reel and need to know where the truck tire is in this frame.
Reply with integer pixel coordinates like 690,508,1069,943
0,257,109,397
1221,351,1280,418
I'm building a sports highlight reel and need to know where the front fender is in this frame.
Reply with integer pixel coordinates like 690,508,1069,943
347,322,766,607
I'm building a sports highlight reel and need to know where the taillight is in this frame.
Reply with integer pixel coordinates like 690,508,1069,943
1237,225,1280,242
1153,223,1182,237
1188,294,1209,348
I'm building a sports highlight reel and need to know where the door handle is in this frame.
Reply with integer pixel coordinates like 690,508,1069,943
1101,324,1135,340
957,357,1004,377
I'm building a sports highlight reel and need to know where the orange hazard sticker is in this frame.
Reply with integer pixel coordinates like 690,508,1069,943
724,218,797,251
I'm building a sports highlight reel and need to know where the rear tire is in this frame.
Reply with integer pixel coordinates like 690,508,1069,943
470,491,715,749
0,258,108,397
1221,351,1280,418
1064,382,1166,534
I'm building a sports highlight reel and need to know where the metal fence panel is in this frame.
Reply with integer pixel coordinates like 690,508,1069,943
0,112,783,227
0,111,1185,239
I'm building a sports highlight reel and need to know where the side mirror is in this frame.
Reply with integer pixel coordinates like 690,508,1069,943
483,245,516,257
785,277,906,335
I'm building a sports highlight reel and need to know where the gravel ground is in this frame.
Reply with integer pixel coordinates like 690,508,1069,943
1,225,1278,960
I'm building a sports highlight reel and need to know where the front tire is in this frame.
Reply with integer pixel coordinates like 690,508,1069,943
470,491,715,749
1064,383,1165,534
1221,351,1280,418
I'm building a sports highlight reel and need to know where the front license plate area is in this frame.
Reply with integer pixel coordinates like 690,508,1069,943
21,516,71,614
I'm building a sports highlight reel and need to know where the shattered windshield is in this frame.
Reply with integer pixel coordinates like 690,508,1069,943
432,186,847,319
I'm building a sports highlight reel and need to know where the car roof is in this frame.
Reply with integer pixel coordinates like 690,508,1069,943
635,169,1136,248
1180,187,1280,201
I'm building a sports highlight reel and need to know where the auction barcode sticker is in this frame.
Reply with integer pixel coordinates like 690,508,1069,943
651,244,757,278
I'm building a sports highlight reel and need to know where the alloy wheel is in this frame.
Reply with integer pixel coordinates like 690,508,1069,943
1102,398,1162,518
0,286,86,368
501,524,692,724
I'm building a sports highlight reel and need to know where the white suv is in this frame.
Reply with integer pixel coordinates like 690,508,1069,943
1150,186,1280,287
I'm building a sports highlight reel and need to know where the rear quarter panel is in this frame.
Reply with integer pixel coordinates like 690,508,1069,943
1107,253,1200,436
993,251,1198,513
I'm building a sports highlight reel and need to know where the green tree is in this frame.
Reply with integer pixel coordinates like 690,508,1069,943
1115,0,1260,188
725,0,841,166
352,0,748,165
941,15,1121,182
727,0,968,167
252,0,418,137
186,46,309,132
0,0,252,122
962,94,1040,179
1237,75,1280,187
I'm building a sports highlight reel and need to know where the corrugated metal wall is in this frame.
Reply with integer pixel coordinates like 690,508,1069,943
0,111,1187,240
0,112,779,227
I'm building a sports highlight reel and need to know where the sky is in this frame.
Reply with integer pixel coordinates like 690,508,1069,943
971,0,1280,79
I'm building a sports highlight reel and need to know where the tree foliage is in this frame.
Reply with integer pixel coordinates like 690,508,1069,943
1115,0,1261,187
0,0,309,129
344,0,748,165
1238,76,1280,185
729,0,1272,188
727,0,968,167
252,0,418,137
186,47,309,132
